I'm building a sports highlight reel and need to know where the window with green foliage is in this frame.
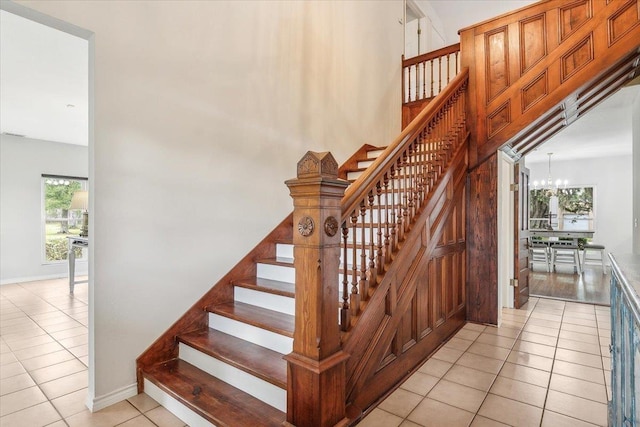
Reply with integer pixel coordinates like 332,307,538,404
529,186,594,231
42,175,88,262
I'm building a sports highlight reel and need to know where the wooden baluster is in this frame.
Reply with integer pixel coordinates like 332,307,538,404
412,145,418,217
376,183,384,276
422,61,426,99
397,158,406,241
408,66,412,102
438,56,442,94
443,105,451,163
414,64,419,102
416,135,425,210
415,138,422,209
455,50,460,75
438,115,447,174
383,173,391,265
407,145,416,222
389,166,398,251
418,131,426,207
447,54,451,86
351,211,360,317
402,152,410,233
430,60,434,98
359,200,368,303
427,122,435,192
340,222,350,331
367,191,377,287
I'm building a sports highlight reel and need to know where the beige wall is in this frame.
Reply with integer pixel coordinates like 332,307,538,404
0,135,89,283
17,0,403,406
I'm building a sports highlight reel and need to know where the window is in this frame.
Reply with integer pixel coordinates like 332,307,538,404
529,186,595,231
42,175,88,263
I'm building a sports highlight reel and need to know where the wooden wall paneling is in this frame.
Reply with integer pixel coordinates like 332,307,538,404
487,100,512,139
466,153,498,325
434,256,445,327
559,0,593,42
561,34,595,82
400,294,418,353
521,71,549,112
418,258,432,339
461,0,640,168
520,14,548,75
608,0,640,46
485,26,510,103
460,29,479,168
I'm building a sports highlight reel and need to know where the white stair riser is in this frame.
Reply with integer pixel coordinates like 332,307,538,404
367,150,385,159
276,243,293,259
179,343,286,412
358,159,374,168
274,244,382,267
234,287,294,316
348,171,363,181
257,263,295,283
144,379,213,427
208,312,293,354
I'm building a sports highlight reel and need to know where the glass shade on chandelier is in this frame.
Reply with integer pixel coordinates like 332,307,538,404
531,153,567,197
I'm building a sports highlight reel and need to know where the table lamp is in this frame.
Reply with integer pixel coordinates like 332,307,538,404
70,190,89,237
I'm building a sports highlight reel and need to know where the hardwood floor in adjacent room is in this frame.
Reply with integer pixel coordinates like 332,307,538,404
529,265,610,306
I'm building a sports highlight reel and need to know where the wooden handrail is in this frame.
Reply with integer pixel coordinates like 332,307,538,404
402,43,460,68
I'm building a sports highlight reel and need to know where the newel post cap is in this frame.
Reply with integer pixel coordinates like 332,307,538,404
296,151,339,179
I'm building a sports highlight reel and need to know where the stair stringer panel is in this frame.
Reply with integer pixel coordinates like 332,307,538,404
342,139,469,419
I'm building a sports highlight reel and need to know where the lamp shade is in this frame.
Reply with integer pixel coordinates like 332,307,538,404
69,191,88,211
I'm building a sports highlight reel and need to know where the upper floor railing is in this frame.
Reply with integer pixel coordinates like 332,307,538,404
402,43,461,104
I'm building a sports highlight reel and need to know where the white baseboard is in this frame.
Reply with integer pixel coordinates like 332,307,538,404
87,382,138,412
0,272,86,286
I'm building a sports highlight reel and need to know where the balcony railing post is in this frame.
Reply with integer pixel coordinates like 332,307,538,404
284,151,350,427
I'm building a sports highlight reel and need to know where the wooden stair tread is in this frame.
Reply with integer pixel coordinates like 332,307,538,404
144,359,285,427
178,328,287,388
209,301,294,337
256,257,294,267
231,277,295,298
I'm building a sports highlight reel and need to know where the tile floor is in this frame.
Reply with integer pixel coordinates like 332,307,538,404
2,279,611,427
360,297,611,427
0,278,186,427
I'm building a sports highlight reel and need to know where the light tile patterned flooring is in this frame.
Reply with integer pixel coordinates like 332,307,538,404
360,297,611,427
0,278,186,427
1,279,611,427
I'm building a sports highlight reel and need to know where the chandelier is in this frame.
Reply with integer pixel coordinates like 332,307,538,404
532,153,567,197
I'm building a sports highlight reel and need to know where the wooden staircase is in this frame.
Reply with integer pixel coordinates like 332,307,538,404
137,1,640,425
137,145,387,426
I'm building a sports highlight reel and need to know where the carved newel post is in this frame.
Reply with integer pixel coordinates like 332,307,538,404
284,151,350,427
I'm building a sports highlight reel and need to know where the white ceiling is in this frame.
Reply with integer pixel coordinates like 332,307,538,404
0,9,88,146
524,84,639,164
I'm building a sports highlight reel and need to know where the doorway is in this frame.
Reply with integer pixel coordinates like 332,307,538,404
0,0,95,408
